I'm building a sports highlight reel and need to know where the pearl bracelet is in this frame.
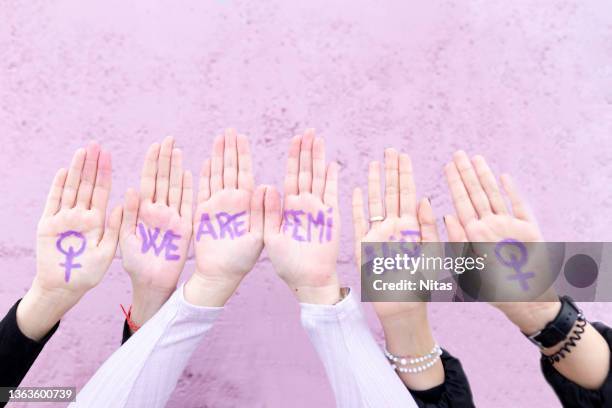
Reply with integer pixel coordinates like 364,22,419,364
391,353,441,373
384,344,441,365
384,344,443,374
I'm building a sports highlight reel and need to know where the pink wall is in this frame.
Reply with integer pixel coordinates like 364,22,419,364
1,1,612,406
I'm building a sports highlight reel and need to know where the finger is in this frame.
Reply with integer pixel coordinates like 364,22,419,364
120,188,139,237
384,148,400,218
298,129,315,194
237,133,254,192
399,153,417,217
42,168,68,217
223,128,238,189
283,135,301,198
264,186,282,236
471,155,508,215
352,187,367,242
99,205,122,256
197,158,211,204
500,174,532,222
140,142,160,202
155,136,174,205
453,150,492,217
210,134,224,194
444,214,468,242
168,148,183,211
418,198,439,242
323,161,339,207
250,185,265,235
60,148,86,209
311,137,326,199
444,162,477,227
91,150,112,215
76,142,101,209
367,161,384,226
180,171,193,220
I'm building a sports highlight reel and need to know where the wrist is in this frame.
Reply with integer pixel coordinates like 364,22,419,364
16,283,80,341
500,301,562,335
129,284,174,328
184,270,242,307
293,282,342,305
382,310,435,356
380,305,428,332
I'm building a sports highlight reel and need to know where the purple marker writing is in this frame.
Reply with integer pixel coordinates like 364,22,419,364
283,209,334,243
196,213,218,241
494,238,535,291
56,231,86,282
216,211,247,239
307,211,325,242
325,207,333,242
163,230,181,261
283,210,305,241
138,222,182,261
196,211,248,241
399,229,421,257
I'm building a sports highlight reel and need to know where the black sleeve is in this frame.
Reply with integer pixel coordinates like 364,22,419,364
121,319,132,345
541,321,612,407
408,349,475,407
0,299,59,393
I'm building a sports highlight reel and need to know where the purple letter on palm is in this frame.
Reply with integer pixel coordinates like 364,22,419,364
56,231,87,282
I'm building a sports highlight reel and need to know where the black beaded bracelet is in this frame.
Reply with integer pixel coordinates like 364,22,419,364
545,313,587,365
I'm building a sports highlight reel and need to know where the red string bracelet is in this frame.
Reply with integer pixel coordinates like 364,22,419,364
120,304,141,333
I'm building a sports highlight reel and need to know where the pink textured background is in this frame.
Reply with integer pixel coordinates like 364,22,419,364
1,1,612,407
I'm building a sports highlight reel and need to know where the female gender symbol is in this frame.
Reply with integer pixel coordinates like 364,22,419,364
56,231,87,282
494,238,535,291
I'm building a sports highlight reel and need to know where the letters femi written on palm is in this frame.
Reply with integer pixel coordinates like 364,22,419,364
192,129,264,294
120,137,193,293
444,151,557,304
263,130,341,305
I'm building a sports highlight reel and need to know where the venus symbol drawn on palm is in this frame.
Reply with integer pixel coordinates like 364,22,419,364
56,231,87,282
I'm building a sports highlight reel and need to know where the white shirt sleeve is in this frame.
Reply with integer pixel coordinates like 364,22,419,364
300,289,417,408
71,284,222,408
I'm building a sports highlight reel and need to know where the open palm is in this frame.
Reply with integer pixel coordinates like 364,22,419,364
353,149,439,320
120,137,192,293
444,151,541,243
36,142,121,295
443,151,555,308
264,130,340,304
193,129,264,287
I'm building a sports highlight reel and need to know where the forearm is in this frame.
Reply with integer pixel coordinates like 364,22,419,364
502,301,610,390
380,309,444,391
16,283,78,341
72,284,222,408
301,289,417,408
184,271,242,307
0,298,60,389
541,321,610,390
129,285,174,330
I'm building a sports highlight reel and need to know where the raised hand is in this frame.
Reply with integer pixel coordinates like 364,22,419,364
186,129,265,307
352,148,444,390
264,129,340,305
18,143,122,340
352,148,439,319
444,151,612,390
119,137,193,327
444,150,541,243
443,151,556,332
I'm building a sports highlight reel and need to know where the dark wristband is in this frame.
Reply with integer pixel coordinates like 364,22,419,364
524,296,580,348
